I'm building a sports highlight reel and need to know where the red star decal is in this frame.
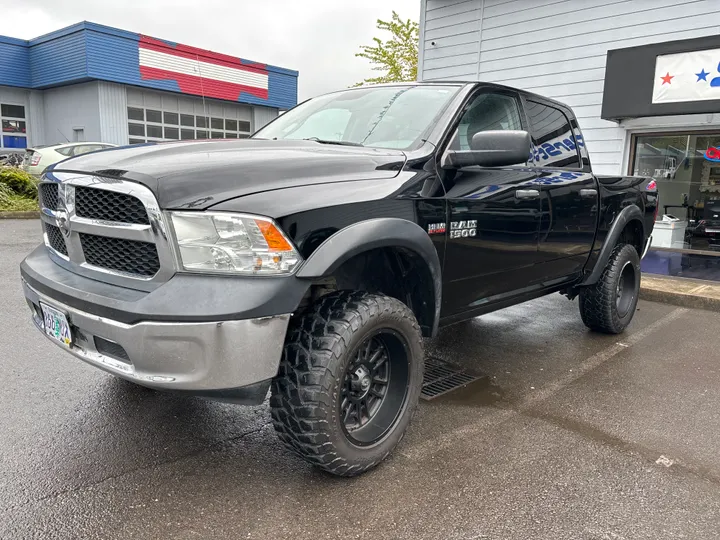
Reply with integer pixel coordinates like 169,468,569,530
661,72,674,85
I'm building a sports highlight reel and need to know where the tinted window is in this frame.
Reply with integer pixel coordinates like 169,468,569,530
181,114,194,127
211,118,224,130
211,131,224,139
1,104,25,118
164,127,179,139
146,110,162,123
526,101,581,169
127,107,144,121
225,119,238,131
129,138,145,145
238,120,251,132
128,123,145,137
164,112,179,125
147,125,163,138
181,129,195,140
449,92,523,151
196,130,208,139
196,116,208,128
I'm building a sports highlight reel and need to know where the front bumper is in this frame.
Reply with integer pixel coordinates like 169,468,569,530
22,271,293,404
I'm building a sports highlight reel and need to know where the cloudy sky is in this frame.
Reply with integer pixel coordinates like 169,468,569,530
2,0,420,101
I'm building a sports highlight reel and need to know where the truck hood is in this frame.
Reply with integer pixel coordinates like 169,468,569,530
50,139,406,209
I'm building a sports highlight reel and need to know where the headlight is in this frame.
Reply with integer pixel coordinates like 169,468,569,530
169,211,301,275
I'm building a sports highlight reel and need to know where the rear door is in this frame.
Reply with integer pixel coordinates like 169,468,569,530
523,98,598,279
440,89,543,317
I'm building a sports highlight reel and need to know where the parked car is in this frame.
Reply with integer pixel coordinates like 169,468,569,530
20,82,658,477
22,142,117,176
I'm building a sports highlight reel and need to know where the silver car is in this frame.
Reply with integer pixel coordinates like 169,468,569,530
22,142,117,176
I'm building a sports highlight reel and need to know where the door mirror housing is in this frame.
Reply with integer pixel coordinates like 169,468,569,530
441,130,532,169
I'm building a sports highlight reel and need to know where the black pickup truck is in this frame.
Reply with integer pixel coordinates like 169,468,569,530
21,82,657,476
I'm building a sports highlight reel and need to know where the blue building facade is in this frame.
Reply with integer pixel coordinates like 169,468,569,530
0,22,298,149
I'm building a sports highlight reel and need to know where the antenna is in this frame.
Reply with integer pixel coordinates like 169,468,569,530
57,128,70,143
196,53,208,133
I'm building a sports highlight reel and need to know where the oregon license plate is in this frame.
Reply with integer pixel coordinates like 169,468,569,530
40,303,72,347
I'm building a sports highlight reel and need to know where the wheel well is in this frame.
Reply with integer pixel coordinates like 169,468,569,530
304,247,437,337
619,219,644,256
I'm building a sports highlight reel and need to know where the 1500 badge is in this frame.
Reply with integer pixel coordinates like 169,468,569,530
450,220,477,239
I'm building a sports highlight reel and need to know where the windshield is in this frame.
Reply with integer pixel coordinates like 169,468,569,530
254,85,461,150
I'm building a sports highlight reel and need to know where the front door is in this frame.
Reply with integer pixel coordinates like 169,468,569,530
439,90,543,318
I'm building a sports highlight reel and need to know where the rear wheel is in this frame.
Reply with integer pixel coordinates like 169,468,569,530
579,243,641,334
270,291,423,476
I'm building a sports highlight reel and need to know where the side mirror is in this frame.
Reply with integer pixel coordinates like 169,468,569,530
441,130,531,169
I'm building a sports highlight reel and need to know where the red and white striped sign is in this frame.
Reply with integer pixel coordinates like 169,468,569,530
138,36,269,101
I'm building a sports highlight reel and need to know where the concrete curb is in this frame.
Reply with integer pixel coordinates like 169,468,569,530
0,211,40,219
640,276,720,313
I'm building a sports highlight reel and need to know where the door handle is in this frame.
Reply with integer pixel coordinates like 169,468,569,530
580,188,598,198
515,189,540,200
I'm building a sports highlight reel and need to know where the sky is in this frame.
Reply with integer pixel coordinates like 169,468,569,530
0,0,420,101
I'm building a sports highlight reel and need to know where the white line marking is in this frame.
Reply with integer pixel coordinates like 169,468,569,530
404,308,688,460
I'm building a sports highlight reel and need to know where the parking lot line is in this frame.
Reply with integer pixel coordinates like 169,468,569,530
402,307,688,461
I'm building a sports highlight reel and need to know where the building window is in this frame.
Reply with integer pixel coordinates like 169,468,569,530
126,105,252,144
1,103,27,149
127,107,144,121
163,112,179,125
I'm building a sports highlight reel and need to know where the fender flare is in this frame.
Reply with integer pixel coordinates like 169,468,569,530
582,204,645,286
296,218,442,335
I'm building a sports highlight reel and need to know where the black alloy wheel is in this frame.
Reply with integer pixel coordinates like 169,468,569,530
340,329,410,446
270,291,424,476
579,243,641,334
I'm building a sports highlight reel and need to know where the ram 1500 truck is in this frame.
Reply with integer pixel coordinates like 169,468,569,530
21,82,657,477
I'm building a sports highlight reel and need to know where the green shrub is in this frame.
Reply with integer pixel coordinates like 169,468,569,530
0,183,39,212
0,166,38,198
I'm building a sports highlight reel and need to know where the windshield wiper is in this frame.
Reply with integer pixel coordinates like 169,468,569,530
303,137,364,147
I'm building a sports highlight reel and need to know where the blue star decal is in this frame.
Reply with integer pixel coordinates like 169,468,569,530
697,69,709,82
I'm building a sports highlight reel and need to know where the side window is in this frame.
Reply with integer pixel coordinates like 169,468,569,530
55,146,73,157
72,145,102,156
525,100,581,169
450,93,523,151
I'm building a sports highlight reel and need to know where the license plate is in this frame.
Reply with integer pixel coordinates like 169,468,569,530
40,303,72,347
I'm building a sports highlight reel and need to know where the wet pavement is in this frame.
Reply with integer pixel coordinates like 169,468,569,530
2,219,719,539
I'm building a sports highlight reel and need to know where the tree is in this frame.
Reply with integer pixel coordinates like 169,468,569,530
356,11,419,86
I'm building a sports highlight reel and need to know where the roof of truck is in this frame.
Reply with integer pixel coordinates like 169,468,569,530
330,81,574,114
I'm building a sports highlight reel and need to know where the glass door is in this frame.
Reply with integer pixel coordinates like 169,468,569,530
632,132,720,252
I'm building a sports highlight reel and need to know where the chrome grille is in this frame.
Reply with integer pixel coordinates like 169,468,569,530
44,223,68,256
39,184,59,211
75,186,150,225
38,174,175,290
80,233,160,276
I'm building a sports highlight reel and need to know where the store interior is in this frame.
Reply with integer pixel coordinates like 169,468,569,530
633,132,720,281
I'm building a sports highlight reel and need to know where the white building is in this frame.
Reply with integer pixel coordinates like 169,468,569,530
418,0,720,276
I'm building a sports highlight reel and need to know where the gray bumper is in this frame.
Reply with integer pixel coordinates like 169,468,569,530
23,279,290,400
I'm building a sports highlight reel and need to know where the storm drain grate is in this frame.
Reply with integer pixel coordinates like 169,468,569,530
421,357,484,400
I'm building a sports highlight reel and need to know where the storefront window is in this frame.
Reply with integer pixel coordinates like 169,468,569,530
633,132,720,280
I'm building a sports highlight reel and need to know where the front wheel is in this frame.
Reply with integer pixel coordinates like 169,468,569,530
270,291,423,477
579,243,641,334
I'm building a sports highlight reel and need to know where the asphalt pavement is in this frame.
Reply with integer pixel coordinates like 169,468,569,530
2,219,719,539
